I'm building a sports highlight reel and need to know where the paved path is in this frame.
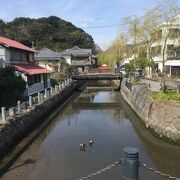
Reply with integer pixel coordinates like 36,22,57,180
140,77,180,92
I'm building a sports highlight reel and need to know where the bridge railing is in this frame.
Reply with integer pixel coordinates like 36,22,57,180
72,68,118,75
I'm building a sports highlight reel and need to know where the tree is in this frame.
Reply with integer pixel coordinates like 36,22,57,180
125,61,135,80
0,16,95,51
135,57,152,76
0,67,26,107
155,0,180,92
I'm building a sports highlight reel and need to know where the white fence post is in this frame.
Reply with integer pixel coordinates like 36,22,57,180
1,107,6,122
38,92,41,103
17,101,21,113
29,96,32,107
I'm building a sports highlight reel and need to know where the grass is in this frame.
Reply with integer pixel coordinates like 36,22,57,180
152,90,180,101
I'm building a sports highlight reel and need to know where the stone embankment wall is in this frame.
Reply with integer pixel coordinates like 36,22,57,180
0,80,84,154
120,80,180,141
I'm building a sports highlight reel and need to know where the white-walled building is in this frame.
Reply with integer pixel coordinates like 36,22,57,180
0,37,51,96
60,46,92,73
35,48,61,72
151,15,180,77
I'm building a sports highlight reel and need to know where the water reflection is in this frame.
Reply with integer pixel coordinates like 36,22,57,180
2,80,180,180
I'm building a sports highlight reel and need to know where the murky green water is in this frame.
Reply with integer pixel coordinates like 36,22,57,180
2,81,180,180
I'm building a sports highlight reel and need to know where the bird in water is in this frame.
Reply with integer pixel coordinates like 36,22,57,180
80,143,86,151
88,138,94,145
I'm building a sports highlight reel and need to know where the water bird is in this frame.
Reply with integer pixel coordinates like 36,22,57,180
88,138,94,145
80,143,86,148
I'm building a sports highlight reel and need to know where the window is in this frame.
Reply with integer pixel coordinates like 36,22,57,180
10,49,29,62
169,28,180,39
27,74,41,85
151,46,161,56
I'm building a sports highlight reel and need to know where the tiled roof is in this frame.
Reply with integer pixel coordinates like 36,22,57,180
35,48,61,60
60,46,92,57
0,37,36,52
12,64,52,75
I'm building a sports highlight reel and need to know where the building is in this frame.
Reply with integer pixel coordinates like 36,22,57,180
0,37,51,96
60,46,92,73
35,48,61,72
150,15,180,77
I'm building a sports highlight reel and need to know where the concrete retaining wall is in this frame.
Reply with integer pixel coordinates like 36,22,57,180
0,80,85,155
121,80,180,141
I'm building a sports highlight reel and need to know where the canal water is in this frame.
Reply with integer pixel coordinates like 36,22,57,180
2,81,180,180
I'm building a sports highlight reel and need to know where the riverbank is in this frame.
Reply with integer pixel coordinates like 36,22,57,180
0,80,85,176
118,79,180,144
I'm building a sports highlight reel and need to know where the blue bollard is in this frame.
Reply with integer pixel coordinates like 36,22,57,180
122,147,139,180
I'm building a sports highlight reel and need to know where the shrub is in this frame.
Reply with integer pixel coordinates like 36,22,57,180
152,91,180,101
0,67,26,107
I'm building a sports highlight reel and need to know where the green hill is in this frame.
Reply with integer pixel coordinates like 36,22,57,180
0,16,94,51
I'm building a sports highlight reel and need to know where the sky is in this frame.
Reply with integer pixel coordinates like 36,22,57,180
0,0,179,49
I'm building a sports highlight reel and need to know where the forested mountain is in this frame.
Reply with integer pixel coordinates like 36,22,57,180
0,16,95,51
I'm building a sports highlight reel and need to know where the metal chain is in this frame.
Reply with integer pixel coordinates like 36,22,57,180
139,161,180,180
77,160,121,180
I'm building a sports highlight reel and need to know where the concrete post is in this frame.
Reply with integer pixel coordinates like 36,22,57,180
55,85,58,93
62,83,64,89
29,96,32,107
17,101,21,113
122,147,139,180
59,83,61,91
44,89,47,98
46,90,49,98
38,92,41,103
176,83,180,94
50,87,53,96
1,107,6,122
41,93,44,101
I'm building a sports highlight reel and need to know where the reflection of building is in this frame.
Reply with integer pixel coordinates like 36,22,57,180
35,48,61,72
60,46,92,73
0,37,51,96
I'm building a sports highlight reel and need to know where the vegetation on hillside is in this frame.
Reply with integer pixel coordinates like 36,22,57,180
0,67,26,108
0,16,95,51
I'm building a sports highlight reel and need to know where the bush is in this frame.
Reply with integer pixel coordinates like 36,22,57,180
0,67,26,107
50,78,58,87
152,91,180,101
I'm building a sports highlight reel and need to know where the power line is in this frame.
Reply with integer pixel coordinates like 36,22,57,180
82,24,119,29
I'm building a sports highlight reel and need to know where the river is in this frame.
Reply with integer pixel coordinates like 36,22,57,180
1,81,180,180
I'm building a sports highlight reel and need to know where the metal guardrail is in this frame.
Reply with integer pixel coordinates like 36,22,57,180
125,81,133,91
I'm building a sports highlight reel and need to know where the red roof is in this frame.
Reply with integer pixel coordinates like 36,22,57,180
0,37,36,52
11,64,52,75
98,66,113,70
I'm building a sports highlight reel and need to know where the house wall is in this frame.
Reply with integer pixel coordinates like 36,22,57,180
0,46,5,68
37,61,53,71
151,23,180,73
36,60,60,72
63,56,71,65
